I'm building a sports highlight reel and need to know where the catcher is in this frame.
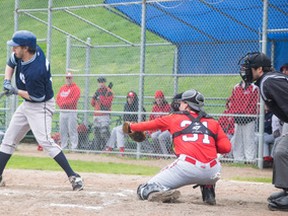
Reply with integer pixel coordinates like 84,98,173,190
123,89,231,204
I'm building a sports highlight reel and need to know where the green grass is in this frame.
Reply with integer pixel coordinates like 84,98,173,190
6,155,273,183
224,162,258,168
0,0,239,107
222,163,273,183
231,176,272,183
7,155,160,176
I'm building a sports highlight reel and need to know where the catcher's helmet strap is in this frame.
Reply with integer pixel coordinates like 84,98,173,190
172,112,217,140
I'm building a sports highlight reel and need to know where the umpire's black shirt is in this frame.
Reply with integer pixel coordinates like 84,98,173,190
255,71,288,123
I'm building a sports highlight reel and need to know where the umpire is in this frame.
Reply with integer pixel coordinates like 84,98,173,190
239,52,288,211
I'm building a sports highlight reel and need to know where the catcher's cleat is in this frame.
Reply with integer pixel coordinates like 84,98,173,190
69,173,84,191
267,190,287,203
200,185,216,205
147,190,180,203
0,175,5,187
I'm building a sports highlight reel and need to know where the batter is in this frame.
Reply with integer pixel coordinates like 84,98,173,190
0,30,83,191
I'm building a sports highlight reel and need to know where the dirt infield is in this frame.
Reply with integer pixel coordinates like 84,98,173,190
0,144,286,216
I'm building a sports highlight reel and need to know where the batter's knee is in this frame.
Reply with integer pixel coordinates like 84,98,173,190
0,143,17,155
40,140,62,158
137,182,169,200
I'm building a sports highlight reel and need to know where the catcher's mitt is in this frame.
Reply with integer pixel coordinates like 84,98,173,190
123,121,146,142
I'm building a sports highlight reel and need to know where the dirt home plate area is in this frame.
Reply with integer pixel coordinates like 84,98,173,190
0,144,286,216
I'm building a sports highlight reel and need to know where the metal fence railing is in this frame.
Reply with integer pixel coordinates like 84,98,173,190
1,0,287,168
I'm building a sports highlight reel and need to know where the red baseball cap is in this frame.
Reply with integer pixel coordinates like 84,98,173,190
127,91,136,98
155,90,164,98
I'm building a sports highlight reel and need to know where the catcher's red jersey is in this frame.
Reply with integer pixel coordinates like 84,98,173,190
130,111,231,163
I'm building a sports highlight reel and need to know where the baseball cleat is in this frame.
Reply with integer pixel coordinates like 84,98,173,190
268,203,288,212
148,190,180,203
69,173,84,191
200,184,216,205
267,190,287,203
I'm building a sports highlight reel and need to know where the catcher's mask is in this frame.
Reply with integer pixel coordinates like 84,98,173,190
238,52,271,84
181,89,204,112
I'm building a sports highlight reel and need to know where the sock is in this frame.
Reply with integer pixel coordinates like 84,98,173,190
0,152,12,176
53,151,75,177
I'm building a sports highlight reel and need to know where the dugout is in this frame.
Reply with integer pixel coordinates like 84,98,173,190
105,0,288,73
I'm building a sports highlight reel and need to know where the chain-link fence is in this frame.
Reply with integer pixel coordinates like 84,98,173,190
1,0,287,166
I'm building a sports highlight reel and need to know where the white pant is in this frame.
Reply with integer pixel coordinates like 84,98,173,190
232,121,256,161
282,123,288,135
106,125,125,148
148,155,221,189
60,112,78,150
1,99,62,158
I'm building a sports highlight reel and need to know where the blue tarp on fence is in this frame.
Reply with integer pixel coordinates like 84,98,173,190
105,0,288,74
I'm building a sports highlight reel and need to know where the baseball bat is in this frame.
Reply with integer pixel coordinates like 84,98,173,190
0,91,7,99
108,82,113,89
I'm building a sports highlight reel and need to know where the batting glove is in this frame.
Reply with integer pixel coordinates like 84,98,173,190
3,79,18,96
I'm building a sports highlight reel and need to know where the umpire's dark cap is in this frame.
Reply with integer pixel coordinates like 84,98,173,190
97,77,106,83
244,52,271,69
181,89,204,112
7,30,36,50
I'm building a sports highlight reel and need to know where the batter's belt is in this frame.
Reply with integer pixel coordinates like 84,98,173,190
178,154,218,168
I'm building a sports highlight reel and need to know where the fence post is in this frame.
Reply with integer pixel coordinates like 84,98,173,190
14,0,19,32
173,47,179,96
136,0,147,159
84,37,91,127
47,0,53,62
257,0,269,169
66,35,71,71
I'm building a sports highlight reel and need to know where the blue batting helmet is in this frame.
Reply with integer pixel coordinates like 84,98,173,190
7,30,37,50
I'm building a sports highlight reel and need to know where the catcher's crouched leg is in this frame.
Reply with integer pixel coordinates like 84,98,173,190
200,184,216,205
137,182,180,203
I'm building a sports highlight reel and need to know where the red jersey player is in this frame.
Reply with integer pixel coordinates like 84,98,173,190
126,89,231,204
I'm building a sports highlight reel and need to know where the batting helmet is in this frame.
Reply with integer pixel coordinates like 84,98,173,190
181,89,204,112
238,52,271,84
7,30,37,50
